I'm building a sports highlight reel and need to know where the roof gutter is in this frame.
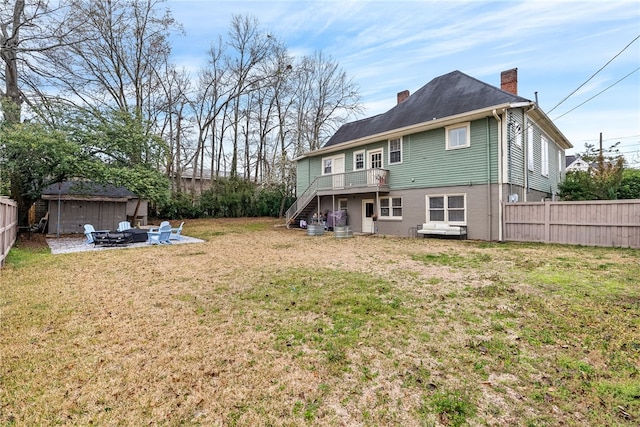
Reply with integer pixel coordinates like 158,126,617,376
523,103,536,202
294,103,516,161
528,106,573,150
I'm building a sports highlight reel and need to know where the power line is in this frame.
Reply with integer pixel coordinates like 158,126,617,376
553,67,640,121
547,35,640,114
547,34,640,114
579,134,640,141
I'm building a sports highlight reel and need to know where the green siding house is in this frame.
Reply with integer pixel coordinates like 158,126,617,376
287,69,572,241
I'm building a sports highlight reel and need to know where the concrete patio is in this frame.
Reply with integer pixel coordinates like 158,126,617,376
46,235,205,255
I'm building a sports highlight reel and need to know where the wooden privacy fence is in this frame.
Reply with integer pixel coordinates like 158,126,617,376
1,197,18,267
503,199,640,248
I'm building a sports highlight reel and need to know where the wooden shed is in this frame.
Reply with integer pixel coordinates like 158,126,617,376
41,182,148,235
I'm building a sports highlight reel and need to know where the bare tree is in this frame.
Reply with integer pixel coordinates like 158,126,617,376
154,63,192,192
196,38,233,181
294,51,362,152
0,0,80,124
224,14,276,177
46,0,177,120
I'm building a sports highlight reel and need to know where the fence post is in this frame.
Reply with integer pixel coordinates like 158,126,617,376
544,201,551,244
0,197,19,268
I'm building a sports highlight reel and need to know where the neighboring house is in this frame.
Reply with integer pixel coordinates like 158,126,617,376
171,168,232,196
41,181,148,235
565,154,590,172
172,168,212,196
286,68,573,241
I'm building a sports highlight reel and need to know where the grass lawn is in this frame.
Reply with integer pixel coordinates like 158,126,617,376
1,218,638,426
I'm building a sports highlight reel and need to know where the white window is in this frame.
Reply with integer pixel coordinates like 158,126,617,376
323,158,332,174
338,198,348,211
446,123,470,150
541,136,549,176
427,194,466,224
558,152,562,173
369,149,383,169
353,150,365,170
527,126,534,171
388,138,402,164
514,123,522,147
380,197,402,219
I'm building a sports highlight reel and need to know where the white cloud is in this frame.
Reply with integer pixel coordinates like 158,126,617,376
166,0,640,152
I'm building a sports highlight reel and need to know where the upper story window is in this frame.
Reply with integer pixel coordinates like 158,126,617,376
388,138,402,164
446,123,470,150
558,152,563,174
323,158,332,174
514,123,522,147
369,149,383,169
354,150,365,170
380,197,402,219
541,136,549,176
527,126,535,171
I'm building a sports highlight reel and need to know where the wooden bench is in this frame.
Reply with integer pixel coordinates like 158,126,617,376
417,222,467,239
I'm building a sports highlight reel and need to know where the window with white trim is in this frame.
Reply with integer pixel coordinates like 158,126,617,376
388,138,402,164
323,158,332,174
427,194,466,224
558,151,562,173
380,197,402,219
369,149,383,169
541,136,549,176
446,123,470,150
514,123,522,147
354,150,365,170
338,198,348,212
527,126,534,171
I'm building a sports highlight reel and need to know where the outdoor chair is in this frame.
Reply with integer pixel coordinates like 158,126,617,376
149,220,170,232
84,224,109,244
170,221,184,240
147,223,172,245
116,221,132,232
29,212,49,234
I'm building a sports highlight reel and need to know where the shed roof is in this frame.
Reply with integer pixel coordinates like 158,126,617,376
41,181,137,201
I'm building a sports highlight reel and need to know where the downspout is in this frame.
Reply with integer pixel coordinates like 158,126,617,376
492,109,503,241
523,103,536,202
486,117,491,241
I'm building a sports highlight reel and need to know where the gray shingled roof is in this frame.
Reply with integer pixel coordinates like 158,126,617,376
42,181,136,198
324,70,530,148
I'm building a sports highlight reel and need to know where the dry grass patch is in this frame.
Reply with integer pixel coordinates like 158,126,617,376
1,218,638,426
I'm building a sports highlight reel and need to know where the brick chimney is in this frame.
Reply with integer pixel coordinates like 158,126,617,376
397,90,410,104
500,68,518,95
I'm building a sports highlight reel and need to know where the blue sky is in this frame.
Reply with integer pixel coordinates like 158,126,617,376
166,0,640,165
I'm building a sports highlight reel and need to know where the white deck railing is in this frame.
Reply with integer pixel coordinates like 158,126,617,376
286,169,389,225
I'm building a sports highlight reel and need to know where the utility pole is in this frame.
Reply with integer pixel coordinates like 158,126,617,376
598,132,604,172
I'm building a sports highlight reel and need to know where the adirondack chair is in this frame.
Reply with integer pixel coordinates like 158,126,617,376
84,224,109,244
116,221,132,232
170,221,184,240
149,221,170,232
147,223,172,245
